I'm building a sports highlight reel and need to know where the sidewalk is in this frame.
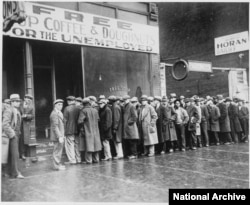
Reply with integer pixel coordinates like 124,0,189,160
1,142,249,202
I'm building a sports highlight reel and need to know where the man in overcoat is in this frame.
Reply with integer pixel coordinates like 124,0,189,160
185,98,200,150
50,99,66,171
226,97,243,143
216,95,232,145
200,98,210,147
138,95,158,157
123,95,139,159
109,96,123,159
2,94,24,178
19,94,34,160
64,96,81,164
238,99,249,142
78,98,102,164
99,99,113,161
154,96,168,154
207,99,220,145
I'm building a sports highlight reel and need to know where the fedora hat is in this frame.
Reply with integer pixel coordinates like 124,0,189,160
10,94,21,102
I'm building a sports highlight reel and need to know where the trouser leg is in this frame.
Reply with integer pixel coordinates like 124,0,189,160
129,139,137,156
85,152,93,163
92,152,100,163
214,132,219,144
148,145,155,155
74,135,81,163
8,136,20,177
65,135,76,163
18,134,24,157
52,141,64,169
114,142,124,158
189,131,196,148
103,140,112,159
201,122,209,146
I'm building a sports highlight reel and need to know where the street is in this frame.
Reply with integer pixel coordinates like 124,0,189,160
1,143,249,202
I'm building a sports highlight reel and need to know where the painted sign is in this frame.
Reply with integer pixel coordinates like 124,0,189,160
3,1,27,32
214,31,249,56
188,60,212,73
3,2,159,53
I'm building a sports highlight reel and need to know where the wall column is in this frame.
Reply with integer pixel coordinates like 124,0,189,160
24,40,38,160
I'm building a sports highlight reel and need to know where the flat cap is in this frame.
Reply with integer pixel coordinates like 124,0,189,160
123,95,131,100
147,96,154,102
170,93,177,98
54,99,64,105
180,95,185,99
141,95,148,101
88,96,97,102
82,98,90,104
154,96,162,102
66,96,75,101
75,97,83,102
108,95,117,101
99,95,106,100
225,97,232,102
131,97,138,103
194,98,201,102
3,99,11,104
162,96,168,102
216,95,224,101
185,98,194,103
98,99,107,104
10,94,21,101
24,94,33,100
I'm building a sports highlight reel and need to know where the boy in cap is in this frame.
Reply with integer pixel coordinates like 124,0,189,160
64,96,81,164
50,99,66,170
238,99,249,142
2,94,24,178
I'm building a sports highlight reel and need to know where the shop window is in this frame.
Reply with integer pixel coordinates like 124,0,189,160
79,3,116,18
84,47,150,98
118,10,148,24
237,70,247,85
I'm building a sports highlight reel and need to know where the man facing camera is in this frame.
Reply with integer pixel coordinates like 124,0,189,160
50,99,66,171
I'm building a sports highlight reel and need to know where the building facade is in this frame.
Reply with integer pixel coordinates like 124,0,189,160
158,3,249,100
2,1,161,155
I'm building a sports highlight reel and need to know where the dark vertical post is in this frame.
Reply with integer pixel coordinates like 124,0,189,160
81,46,86,97
24,41,37,160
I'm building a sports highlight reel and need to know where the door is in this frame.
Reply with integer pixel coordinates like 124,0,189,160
33,67,53,139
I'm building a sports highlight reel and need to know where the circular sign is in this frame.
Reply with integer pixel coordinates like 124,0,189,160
171,59,189,81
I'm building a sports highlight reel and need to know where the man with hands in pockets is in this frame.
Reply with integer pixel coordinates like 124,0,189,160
50,99,66,171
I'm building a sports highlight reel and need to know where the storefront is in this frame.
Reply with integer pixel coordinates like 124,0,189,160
2,2,161,156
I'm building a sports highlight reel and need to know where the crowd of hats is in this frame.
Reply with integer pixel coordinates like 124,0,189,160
52,93,246,106
4,93,246,106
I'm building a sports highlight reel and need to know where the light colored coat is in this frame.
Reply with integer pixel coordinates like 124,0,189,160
138,104,158,146
123,102,139,140
207,105,220,132
50,109,65,142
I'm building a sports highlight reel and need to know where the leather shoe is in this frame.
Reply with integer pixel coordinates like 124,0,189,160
101,157,111,161
16,174,25,179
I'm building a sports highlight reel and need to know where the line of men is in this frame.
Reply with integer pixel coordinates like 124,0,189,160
50,93,249,171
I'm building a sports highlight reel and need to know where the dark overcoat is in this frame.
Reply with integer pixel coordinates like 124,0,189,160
217,102,231,132
138,104,158,145
111,102,123,143
78,105,102,152
20,103,34,144
164,105,177,141
239,106,249,120
123,102,139,140
207,105,220,132
228,103,242,133
63,104,79,135
50,109,64,142
99,105,112,141
186,105,200,131
155,104,167,143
